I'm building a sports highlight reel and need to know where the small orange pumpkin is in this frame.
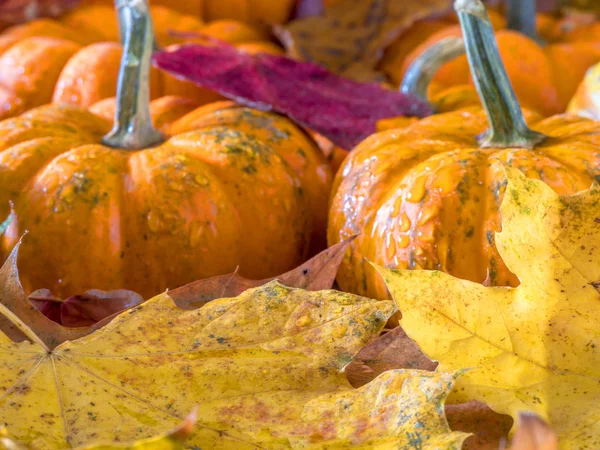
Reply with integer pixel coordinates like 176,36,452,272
329,0,600,300
1,1,331,299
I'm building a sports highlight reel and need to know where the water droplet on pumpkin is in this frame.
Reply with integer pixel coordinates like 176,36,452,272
391,196,403,218
189,222,203,248
399,212,411,232
60,186,75,203
147,211,161,232
385,238,396,260
397,234,410,249
406,177,427,203
418,205,439,226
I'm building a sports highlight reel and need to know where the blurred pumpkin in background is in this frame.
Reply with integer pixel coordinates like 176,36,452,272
81,0,296,26
0,2,282,121
381,0,600,116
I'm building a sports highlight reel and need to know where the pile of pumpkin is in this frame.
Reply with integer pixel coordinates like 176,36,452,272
1,0,600,308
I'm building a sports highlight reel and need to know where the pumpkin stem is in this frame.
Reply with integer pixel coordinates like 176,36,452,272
400,37,465,107
103,0,163,150
505,0,542,43
456,0,546,149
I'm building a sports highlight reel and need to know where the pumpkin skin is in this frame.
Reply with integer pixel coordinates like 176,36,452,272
328,110,600,299
0,37,81,119
0,102,331,299
169,101,333,253
380,9,506,86
383,11,600,116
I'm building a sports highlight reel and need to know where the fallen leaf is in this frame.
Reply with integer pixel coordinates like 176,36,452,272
0,409,197,449
345,327,512,450
28,238,355,328
346,326,437,388
276,0,452,82
507,413,558,450
0,239,97,348
29,289,144,327
445,401,513,450
376,165,600,449
169,237,354,309
0,269,470,448
0,0,80,24
152,41,432,150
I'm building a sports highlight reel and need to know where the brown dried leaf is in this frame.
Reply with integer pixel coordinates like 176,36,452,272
345,323,513,450
446,401,513,450
169,237,355,309
507,413,559,450
346,326,437,388
276,0,452,82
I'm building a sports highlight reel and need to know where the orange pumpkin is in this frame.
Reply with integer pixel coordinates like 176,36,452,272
382,1,600,116
1,1,331,299
329,0,600,300
0,3,280,120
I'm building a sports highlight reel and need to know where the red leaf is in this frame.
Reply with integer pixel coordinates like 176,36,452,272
153,42,432,150
30,289,144,327
0,0,80,24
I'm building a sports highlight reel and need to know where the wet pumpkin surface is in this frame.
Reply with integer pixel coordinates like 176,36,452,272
329,109,600,299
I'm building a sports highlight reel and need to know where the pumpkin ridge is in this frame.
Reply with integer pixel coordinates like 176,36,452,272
166,128,311,278
534,146,600,188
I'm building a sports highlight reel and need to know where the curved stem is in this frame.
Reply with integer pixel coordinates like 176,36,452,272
505,0,541,43
455,0,546,149
400,37,466,106
103,0,163,150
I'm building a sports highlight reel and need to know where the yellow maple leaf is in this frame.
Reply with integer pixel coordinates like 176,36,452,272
0,409,195,449
0,250,467,449
376,166,600,449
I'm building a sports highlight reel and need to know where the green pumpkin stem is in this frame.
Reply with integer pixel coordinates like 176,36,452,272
103,0,163,150
505,0,541,43
456,0,546,149
400,37,465,108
